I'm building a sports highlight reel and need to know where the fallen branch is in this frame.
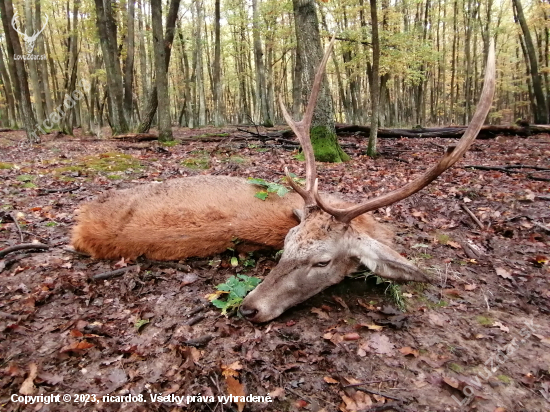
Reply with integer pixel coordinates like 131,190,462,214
0,243,49,258
92,265,139,280
181,334,214,347
38,186,80,195
460,205,485,230
111,133,158,142
10,213,24,242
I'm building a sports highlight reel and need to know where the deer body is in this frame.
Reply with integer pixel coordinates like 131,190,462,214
73,37,495,323
72,175,393,261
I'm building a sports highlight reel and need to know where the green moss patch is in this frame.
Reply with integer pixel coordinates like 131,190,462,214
52,152,141,177
181,156,209,170
0,162,14,169
310,125,350,163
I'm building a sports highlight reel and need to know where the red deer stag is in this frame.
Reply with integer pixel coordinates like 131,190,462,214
72,38,495,323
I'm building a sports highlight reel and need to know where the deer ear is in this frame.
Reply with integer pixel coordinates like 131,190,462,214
355,238,431,283
293,209,305,222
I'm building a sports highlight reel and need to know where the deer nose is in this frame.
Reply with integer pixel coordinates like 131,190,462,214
239,305,258,320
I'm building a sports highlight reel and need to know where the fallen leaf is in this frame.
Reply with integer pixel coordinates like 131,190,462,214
19,363,38,395
442,289,462,297
269,387,285,398
367,333,395,355
357,323,384,331
324,376,339,384
311,307,330,320
495,267,512,279
399,347,419,357
225,376,245,412
60,340,94,353
332,296,349,310
343,333,360,341
294,399,308,409
464,284,477,291
533,334,550,346
492,322,509,333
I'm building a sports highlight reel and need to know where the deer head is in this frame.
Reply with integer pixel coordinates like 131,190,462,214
12,11,48,55
240,36,496,323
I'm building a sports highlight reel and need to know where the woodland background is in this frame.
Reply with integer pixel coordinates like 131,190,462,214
0,0,549,142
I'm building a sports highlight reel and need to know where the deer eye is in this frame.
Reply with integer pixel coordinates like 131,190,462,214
313,260,331,268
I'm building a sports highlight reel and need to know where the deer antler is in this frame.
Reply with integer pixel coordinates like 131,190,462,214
280,35,336,207
313,40,496,224
11,12,27,38
11,11,48,40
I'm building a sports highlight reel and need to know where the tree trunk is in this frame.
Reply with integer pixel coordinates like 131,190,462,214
25,0,44,124
123,0,135,126
94,0,129,134
512,0,548,123
292,0,349,162
212,0,222,126
0,0,37,141
151,0,172,141
0,47,17,127
252,0,272,127
36,0,53,119
367,0,380,157
137,0,181,132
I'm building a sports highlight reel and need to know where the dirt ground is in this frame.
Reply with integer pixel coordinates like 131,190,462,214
0,127,549,412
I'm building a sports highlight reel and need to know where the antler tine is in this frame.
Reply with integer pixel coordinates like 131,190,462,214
280,35,336,207
314,40,497,224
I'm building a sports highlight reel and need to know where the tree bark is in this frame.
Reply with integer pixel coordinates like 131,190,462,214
151,0,172,141
252,0,272,127
25,0,44,124
367,0,380,157
0,0,37,141
292,0,349,162
123,0,135,125
212,0,222,126
512,0,548,124
136,0,181,132
0,47,17,127
94,0,129,134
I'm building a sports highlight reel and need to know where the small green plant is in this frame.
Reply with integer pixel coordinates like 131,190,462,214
497,374,511,384
45,221,57,227
436,233,451,245
385,282,405,311
134,318,150,331
476,315,493,326
247,177,289,200
16,174,35,182
208,274,262,316
159,140,178,147
448,363,464,373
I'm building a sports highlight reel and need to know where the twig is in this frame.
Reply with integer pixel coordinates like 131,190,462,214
10,213,24,242
460,204,484,230
186,303,208,317
38,186,80,195
355,387,404,402
21,231,49,244
92,265,139,280
366,402,406,412
344,379,396,388
536,195,550,201
181,334,214,347
0,243,49,258
141,259,191,272
184,314,206,326
532,221,550,233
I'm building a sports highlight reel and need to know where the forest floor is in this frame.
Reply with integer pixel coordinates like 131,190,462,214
0,126,549,412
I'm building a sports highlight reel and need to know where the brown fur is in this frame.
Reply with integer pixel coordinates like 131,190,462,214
71,176,393,261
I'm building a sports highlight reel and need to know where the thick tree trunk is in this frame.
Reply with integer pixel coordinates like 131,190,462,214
212,0,222,126
151,0,172,141
137,0,181,133
35,0,53,119
25,0,44,124
123,0,135,126
512,0,548,124
0,47,17,127
94,0,128,134
292,0,349,162
367,0,380,157
252,0,272,127
0,0,37,141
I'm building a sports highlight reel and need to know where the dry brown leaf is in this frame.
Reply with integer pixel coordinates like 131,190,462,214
269,387,285,398
19,363,38,395
60,340,94,353
492,321,509,333
464,284,477,291
311,307,330,320
343,333,360,341
399,346,419,357
225,376,245,412
533,334,550,346
447,241,462,249
324,376,339,384
357,299,377,311
495,267,512,279
353,390,373,408
295,399,308,409
367,333,395,355
443,375,460,389
357,323,384,331
332,296,349,310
